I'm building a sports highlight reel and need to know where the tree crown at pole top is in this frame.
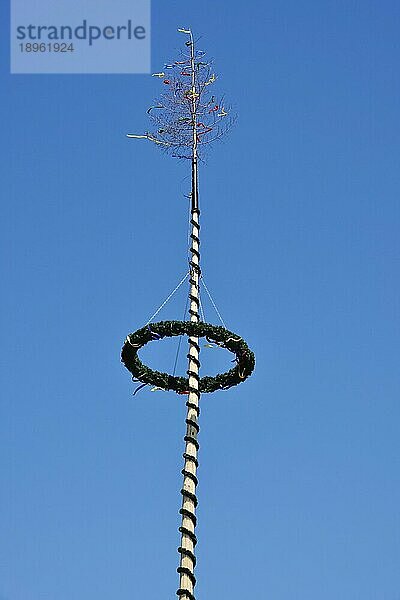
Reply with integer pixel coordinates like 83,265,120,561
126,27,235,160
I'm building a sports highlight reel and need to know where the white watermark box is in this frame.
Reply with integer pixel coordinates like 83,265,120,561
10,0,150,74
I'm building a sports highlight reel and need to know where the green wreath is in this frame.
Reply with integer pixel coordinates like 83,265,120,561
121,320,255,394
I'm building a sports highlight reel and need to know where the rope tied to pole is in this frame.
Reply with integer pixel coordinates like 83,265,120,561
145,272,189,325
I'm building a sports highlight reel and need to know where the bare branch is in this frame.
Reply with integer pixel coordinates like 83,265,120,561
127,30,235,159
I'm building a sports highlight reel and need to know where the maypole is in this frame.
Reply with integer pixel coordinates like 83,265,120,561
121,28,255,600
178,30,200,600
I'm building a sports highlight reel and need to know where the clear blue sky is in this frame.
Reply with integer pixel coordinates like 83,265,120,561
1,1,400,599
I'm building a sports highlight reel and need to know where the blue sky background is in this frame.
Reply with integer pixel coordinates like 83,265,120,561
1,1,399,599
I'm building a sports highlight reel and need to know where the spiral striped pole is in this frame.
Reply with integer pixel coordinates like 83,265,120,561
177,30,201,600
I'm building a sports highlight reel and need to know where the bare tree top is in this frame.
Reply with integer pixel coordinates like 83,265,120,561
127,28,234,159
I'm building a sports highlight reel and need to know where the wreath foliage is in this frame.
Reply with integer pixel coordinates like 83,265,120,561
121,320,255,394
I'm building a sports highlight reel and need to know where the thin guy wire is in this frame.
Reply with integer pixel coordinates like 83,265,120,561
199,294,206,323
145,272,189,325
200,277,226,328
172,294,190,377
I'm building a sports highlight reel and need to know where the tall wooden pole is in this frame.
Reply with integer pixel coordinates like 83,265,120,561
177,30,200,600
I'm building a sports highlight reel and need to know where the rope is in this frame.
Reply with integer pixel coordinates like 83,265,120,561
198,294,206,323
200,276,226,328
172,294,190,377
145,272,189,325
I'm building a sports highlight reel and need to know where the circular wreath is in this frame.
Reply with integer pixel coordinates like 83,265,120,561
121,320,255,394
